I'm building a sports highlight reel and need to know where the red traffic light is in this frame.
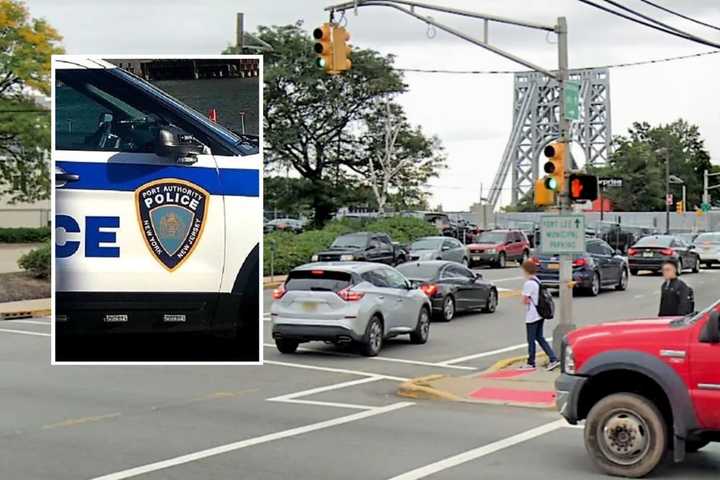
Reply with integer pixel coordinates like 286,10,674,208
568,174,599,202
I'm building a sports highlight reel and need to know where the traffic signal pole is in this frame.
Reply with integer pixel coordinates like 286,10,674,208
324,0,577,354
554,17,576,355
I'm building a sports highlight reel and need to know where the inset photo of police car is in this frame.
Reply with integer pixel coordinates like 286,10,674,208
52,56,262,363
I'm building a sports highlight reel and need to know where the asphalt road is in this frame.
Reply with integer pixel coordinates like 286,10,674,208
2,265,719,479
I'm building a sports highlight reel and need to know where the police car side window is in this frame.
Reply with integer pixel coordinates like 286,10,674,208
55,82,113,151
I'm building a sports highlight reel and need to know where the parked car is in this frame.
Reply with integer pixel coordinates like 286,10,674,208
467,229,531,268
264,218,305,234
535,239,629,296
311,232,407,265
406,236,469,266
556,300,720,478
627,235,700,275
595,222,655,254
694,232,720,268
396,261,498,321
674,232,699,246
270,262,431,356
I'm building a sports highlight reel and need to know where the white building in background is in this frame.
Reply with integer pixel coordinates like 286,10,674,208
0,197,50,228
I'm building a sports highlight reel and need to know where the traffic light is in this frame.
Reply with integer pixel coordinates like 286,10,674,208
542,142,566,193
313,23,334,72
676,201,684,213
568,174,599,201
534,179,555,206
332,25,351,72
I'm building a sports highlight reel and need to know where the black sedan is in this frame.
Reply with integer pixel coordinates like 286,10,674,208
396,261,498,321
535,239,628,296
627,235,700,275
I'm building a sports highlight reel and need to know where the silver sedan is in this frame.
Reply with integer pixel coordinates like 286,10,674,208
406,236,469,266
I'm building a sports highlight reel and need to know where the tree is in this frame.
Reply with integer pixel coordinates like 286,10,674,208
594,120,712,211
0,0,63,202
352,101,445,213
229,23,443,225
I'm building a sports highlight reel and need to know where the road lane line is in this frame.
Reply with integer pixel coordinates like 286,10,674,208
264,359,408,382
90,402,414,480
268,376,383,403
0,328,50,337
385,419,566,480
272,399,375,410
438,343,528,365
488,276,524,283
263,343,477,371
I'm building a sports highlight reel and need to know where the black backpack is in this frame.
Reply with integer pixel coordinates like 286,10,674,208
532,278,555,320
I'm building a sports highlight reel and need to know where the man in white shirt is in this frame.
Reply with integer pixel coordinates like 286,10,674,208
520,260,559,371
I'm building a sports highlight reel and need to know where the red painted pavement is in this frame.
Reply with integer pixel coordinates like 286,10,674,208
469,387,556,405
479,369,535,380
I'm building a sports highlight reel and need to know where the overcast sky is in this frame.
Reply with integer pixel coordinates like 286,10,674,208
28,0,720,210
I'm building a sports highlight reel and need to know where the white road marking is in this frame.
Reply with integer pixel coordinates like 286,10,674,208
91,402,414,480
385,419,566,480
0,328,50,337
263,343,476,371
488,276,525,283
263,360,408,382
6,319,51,325
439,337,552,366
268,377,383,410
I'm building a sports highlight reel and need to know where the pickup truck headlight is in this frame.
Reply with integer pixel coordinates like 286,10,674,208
311,254,319,262
563,344,576,374
340,254,355,261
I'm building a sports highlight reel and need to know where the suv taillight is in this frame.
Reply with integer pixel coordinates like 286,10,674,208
337,287,364,302
272,284,286,300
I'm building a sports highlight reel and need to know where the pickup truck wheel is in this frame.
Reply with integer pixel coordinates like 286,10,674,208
360,315,384,356
685,439,710,453
275,339,299,354
410,307,430,344
496,252,506,268
585,393,668,478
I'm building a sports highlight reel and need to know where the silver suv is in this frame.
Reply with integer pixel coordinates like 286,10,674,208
271,262,431,356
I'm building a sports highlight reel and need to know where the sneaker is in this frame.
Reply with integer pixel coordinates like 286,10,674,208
517,363,536,370
546,360,560,371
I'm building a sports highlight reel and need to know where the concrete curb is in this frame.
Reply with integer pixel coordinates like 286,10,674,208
0,308,51,320
397,374,462,402
485,352,550,372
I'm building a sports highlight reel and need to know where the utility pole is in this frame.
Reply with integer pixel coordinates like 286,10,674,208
236,13,245,51
665,150,670,234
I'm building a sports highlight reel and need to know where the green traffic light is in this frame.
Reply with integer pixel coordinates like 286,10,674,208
544,176,558,191
316,57,326,68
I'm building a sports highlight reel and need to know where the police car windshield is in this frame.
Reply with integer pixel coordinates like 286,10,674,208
113,69,259,156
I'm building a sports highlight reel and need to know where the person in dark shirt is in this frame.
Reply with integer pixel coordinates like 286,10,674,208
658,261,694,317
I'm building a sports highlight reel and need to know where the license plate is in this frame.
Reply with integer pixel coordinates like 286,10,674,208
473,256,481,260
301,302,318,312
643,252,654,257
548,263,560,270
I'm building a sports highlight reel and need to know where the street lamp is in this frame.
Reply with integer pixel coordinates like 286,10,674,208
655,147,670,234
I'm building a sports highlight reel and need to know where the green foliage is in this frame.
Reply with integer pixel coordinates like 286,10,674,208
0,0,63,202
595,120,712,211
263,216,438,276
0,226,50,243
18,241,50,278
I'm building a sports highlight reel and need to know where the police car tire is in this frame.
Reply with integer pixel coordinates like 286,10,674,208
275,339,299,354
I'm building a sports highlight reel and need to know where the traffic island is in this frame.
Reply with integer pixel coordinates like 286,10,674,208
398,353,560,409
0,298,51,320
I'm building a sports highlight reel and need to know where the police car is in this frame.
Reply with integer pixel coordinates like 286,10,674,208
53,57,260,346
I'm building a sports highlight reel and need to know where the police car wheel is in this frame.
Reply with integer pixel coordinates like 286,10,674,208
275,339,299,354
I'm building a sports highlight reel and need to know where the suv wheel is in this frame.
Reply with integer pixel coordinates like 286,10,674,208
441,296,455,322
482,289,498,313
410,307,430,344
616,268,629,291
361,315,384,357
275,339,299,354
588,272,601,296
585,393,667,478
497,252,506,269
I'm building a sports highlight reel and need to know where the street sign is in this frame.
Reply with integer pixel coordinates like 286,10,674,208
563,81,580,121
540,215,586,254
666,194,674,206
599,177,623,188
701,202,712,213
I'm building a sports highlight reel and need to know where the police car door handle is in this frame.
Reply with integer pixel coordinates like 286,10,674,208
55,167,80,188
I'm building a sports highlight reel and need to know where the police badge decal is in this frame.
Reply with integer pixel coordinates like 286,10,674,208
135,179,209,271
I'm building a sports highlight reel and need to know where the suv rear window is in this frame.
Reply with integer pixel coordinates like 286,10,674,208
286,270,352,292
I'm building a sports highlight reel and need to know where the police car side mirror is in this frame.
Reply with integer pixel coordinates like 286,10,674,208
155,126,204,165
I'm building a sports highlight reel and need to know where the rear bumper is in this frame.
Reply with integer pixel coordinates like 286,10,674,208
628,258,666,271
555,373,588,424
272,323,364,343
469,253,499,264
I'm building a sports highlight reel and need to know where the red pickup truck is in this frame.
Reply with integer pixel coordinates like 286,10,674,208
556,300,720,477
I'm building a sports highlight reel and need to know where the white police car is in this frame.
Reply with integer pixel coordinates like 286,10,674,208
54,57,260,344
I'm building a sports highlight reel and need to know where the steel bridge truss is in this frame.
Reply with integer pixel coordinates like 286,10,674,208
488,68,611,208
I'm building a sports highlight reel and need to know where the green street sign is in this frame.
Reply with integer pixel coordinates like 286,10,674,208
564,80,580,121
540,214,586,255
702,202,711,213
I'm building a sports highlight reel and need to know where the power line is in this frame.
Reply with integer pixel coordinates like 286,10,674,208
577,0,720,49
601,0,698,36
395,49,719,75
638,0,720,32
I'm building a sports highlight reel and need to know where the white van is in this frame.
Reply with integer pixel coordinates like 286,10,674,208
53,57,260,344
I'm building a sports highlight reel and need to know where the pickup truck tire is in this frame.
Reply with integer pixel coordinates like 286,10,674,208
496,252,507,269
685,440,710,453
275,339,299,354
585,393,668,478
